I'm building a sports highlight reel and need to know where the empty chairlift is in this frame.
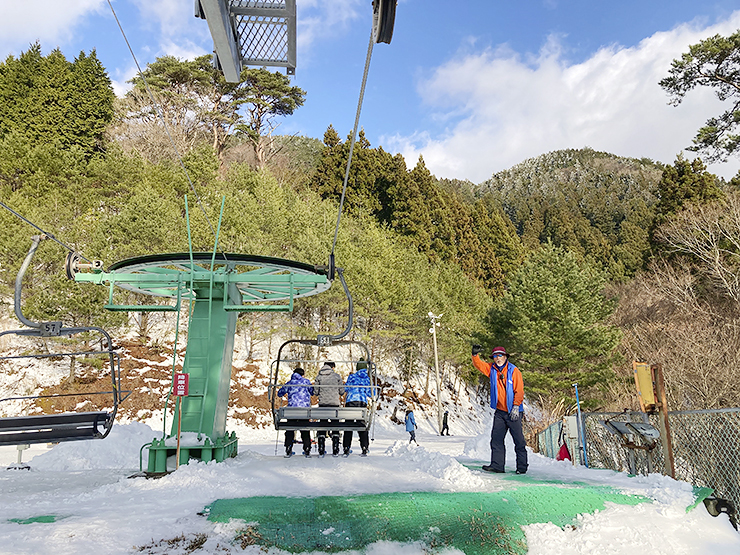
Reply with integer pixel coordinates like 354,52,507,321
0,236,129,446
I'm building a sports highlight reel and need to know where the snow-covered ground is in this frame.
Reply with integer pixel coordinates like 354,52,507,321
0,313,737,554
0,416,737,555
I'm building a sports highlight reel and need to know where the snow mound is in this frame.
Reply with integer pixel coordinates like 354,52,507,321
30,421,161,471
384,440,485,490
462,431,491,460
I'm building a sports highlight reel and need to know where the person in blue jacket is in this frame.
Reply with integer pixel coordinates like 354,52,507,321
405,408,418,444
277,368,314,457
342,359,374,456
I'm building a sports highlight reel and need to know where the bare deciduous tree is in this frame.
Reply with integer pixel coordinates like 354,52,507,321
656,192,740,302
610,265,740,410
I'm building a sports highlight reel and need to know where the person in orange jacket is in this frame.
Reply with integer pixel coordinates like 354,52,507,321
472,345,528,474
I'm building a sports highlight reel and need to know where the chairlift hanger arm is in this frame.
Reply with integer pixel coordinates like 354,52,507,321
317,267,354,344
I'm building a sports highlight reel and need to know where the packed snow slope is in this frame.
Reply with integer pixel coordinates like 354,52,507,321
0,417,737,555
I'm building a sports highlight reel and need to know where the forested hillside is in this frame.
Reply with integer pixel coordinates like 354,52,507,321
1,45,739,421
482,148,662,281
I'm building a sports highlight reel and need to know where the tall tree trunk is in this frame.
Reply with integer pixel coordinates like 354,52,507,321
137,312,149,344
255,136,265,169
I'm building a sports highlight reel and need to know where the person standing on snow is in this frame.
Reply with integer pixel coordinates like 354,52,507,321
277,367,314,458
313,361,344,456
342,359,373,456
471,345,528,474
441,410,450,436
405,409,418,444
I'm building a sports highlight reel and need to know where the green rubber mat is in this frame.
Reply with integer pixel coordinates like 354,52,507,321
463,463,715,514
688,486,715,512
205,488,650,554
7,515,66,524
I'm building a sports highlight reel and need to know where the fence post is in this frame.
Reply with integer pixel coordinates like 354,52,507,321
573,382,589,468
652,364,675,478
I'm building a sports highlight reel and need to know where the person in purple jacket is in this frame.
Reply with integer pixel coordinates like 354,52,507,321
277,368,314,457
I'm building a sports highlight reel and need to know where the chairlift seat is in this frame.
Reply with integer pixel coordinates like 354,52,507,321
0,411,112,446
276,407,369,431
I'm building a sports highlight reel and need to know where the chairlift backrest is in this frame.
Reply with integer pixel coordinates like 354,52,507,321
0,236,130,446
269,339,379,432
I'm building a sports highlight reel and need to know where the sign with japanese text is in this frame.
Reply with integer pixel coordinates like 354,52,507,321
173,373,189,396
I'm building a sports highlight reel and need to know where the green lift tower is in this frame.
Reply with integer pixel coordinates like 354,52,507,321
72,251,331,473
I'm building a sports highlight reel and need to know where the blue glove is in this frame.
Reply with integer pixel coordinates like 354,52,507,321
509,406,520,421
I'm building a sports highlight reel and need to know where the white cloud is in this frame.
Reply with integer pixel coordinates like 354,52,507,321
0,0,104,55
297,0,363,62
109,62,138,97
130,0,211,61
384,11,740,183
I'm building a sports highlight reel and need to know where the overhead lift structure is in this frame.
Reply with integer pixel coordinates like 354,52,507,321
71,243,333,473
195,0,397,82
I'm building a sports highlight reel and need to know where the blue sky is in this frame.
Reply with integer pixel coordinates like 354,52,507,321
2,0,740,182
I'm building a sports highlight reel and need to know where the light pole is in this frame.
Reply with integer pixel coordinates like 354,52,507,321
428,312,443,434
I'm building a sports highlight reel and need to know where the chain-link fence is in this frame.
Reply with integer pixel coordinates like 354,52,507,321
536,419,585,466
538,408,740,526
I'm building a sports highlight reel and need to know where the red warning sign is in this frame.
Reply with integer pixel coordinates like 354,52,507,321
174,373,189,396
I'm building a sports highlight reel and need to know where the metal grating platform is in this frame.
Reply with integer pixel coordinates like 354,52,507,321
196,0,296,82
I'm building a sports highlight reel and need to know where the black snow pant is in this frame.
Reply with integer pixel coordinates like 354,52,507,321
490,408,528,473
284,429,312,453
342,401,369,451
317,404,340,454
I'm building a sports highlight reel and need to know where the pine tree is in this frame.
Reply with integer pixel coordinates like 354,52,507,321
487,243,621,402
311,127,382,215
0,43,114,157
68,50,115,155
653,155,722,222
124,58,305,166
660,29,740,163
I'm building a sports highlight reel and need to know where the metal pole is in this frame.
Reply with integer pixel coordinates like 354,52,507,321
429,313,442,434
653,364,676,478
15,236,44,329
176,396,182,470
573,382,589,467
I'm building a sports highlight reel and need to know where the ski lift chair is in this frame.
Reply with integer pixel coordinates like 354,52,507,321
269,339,378,432
0,236,129,446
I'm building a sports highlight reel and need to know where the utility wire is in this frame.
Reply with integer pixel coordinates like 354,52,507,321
331,29,375,255
106,0,218,241
0,201,91,263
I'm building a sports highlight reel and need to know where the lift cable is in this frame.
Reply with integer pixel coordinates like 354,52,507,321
0,201,91,263
331,29,376,256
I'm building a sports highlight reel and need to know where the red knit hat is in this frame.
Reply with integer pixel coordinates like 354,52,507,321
491,346,508,357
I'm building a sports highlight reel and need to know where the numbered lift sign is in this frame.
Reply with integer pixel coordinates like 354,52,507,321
174,373,189,396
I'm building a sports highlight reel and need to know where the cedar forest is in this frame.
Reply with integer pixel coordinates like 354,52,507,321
2,34,740,418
